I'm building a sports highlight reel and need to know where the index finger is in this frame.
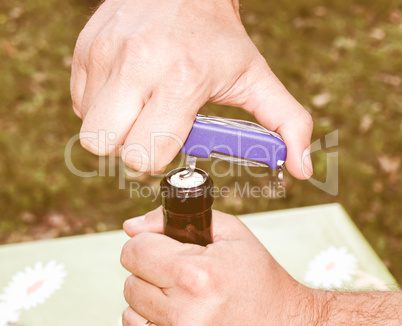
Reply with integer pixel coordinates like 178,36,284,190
120,231,205,288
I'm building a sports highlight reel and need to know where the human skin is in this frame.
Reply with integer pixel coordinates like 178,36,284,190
121,208,402,326
70,0,313,178
72,1,402,324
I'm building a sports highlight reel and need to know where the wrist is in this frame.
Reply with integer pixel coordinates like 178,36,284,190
293,288,402,325
286,283,329,325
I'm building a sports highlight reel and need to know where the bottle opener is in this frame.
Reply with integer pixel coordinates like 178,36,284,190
179,114,287,184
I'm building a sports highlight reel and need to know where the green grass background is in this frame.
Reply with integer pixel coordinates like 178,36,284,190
0,0,401,284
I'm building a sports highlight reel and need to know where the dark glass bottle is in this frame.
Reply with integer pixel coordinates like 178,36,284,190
160,167,213,246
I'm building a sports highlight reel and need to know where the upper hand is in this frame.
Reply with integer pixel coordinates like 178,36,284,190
71,0,313,178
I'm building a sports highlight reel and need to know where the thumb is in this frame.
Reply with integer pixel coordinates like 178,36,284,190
240,58,314,179
124,207,255,242
123,207,164,237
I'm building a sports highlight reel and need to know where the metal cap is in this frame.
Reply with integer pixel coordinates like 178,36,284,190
160,167,214,215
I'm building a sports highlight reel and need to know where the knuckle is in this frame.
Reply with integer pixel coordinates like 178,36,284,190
123,277,131,301
124,34,149,59
122,307,132,325
166,57,203,97
121,235,145,269
175,260,213,295
297,108,314,129
123,275,137,304
88,35,112,73
118,35,150,77
91,35,110,55
120,240,132,269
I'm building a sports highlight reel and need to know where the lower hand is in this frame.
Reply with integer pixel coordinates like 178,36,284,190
120,207,316,325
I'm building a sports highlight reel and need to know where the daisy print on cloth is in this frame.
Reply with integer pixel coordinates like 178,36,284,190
304,246,357,289
304,246,392,291
0,260,67,326
0,302,20,326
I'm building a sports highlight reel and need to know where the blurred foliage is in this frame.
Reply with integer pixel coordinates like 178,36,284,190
0,0,401,283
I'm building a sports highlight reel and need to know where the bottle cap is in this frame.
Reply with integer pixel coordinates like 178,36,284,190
160,167,214,215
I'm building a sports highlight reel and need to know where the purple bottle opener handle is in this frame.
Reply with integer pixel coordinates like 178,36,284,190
180,120,287,169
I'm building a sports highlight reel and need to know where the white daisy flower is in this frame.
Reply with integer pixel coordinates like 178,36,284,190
0,301,20,326
304,246,357,289
0,260,67,310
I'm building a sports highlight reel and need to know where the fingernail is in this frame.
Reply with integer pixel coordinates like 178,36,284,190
124,215,146,228
302,148,313,178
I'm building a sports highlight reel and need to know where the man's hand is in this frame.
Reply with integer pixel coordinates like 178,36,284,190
120,208,315,325
71,0,313,178
121,208,402,325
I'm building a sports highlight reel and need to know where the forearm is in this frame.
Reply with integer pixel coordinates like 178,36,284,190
313,289,402,325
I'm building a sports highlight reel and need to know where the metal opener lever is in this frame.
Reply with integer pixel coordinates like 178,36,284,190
179,114,287,184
